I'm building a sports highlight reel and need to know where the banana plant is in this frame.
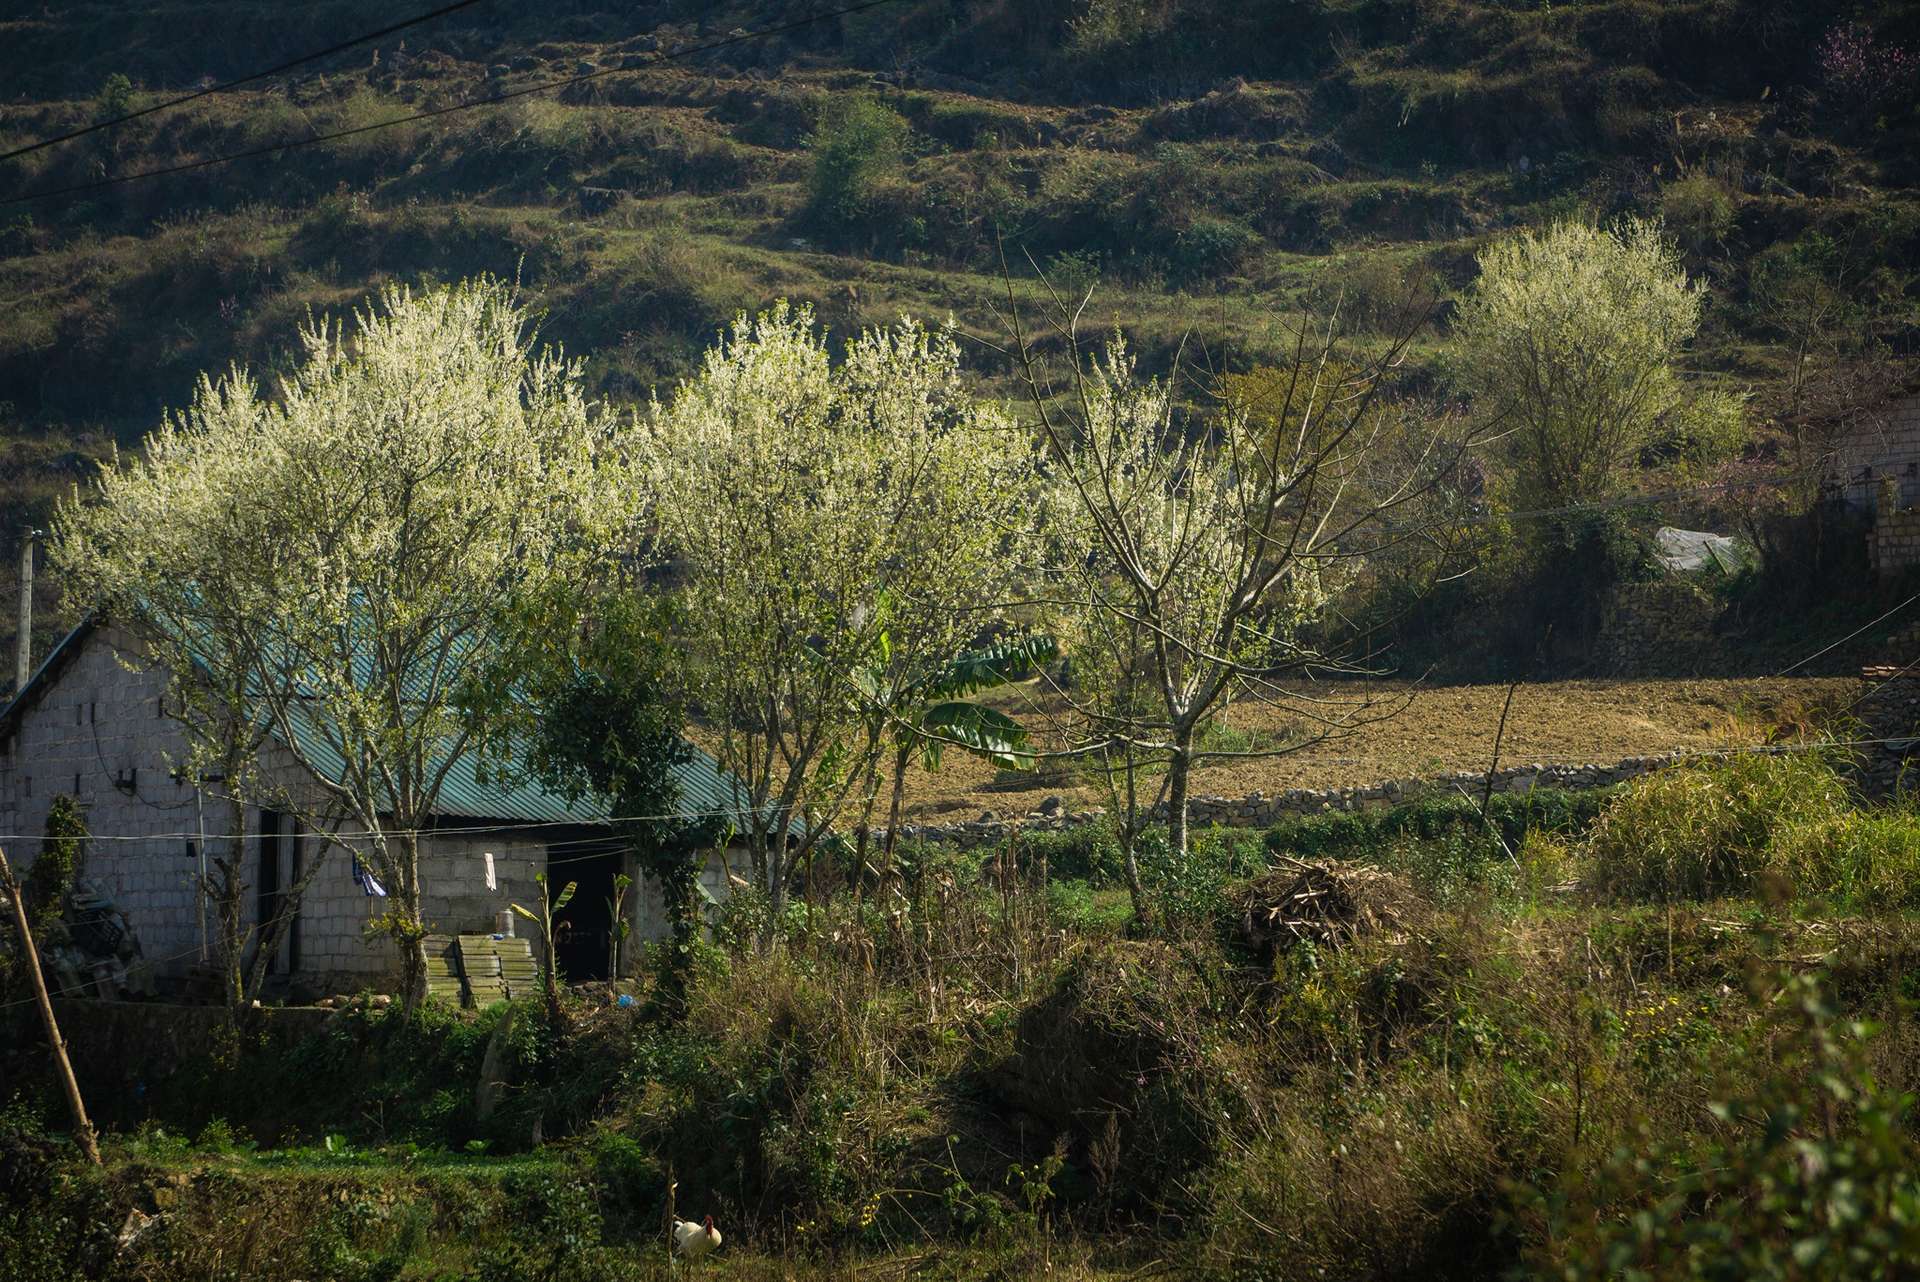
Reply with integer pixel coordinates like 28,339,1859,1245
511,871,575,1023
853,632,1058,882
606,872,632,1001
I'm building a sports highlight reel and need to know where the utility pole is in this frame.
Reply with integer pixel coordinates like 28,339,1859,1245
0,845,102,1165
15,529,37,694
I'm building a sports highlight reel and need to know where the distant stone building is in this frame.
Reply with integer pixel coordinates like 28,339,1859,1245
0,618,761,996
1823,393,1920,576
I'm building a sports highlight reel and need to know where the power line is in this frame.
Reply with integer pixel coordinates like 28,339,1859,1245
1773,590,1920,677
3,728,1918,853
0,0,905,210
0,941,210,1011
0,802,771,845
0,0,488,165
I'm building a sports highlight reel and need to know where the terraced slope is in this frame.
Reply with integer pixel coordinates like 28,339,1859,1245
1,0,1914,667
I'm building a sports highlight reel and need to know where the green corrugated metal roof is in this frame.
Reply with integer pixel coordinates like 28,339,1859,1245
279,697,758,828
287,707,767,828
8,616,786,834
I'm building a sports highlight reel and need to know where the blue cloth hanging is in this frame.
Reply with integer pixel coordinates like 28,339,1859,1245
351,854,388,897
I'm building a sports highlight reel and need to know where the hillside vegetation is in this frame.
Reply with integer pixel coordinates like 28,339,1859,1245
7,9,1920,1277
1,0,1916,671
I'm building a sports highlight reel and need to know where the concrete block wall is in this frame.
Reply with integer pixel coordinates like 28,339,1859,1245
0,624,622,993
1872,508,1920,577
282,832,553,988
1828,394,1920,511
627,848,739,949
0,625,215,976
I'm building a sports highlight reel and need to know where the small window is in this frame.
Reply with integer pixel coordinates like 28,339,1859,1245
23,776,31,798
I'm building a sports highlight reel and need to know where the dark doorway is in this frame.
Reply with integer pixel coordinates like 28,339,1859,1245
548,839,623,983
256,809,283,976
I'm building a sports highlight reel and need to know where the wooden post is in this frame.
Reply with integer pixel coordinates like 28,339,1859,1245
665,1168,678,1273
0,845,101,1165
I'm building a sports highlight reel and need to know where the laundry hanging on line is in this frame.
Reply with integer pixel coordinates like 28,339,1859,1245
351,854,387,898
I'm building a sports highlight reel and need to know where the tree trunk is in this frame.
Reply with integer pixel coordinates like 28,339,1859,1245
1117,748,1148,928
849,755,884,911
878,740,912,884
243,849,321,1006
219,792,247,1010
1122,835,1147,927
396,831,428,1011
760,821,788,954
877,741,915,962
1166,735,1194,861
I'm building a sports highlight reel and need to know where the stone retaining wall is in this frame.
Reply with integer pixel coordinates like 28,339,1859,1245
1595,579,1722,676
871,751,1718,850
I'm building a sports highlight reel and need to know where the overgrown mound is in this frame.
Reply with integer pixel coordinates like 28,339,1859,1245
991,941,1232,1218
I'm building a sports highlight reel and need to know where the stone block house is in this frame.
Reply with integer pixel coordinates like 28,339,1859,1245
0,618,761,996
1823,392,1920,576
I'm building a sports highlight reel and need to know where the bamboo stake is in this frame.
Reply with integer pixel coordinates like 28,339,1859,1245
0,845,101,1165
665,1169,678,1274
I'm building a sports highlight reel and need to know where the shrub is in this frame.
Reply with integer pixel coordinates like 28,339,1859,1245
1540,970,1920,1279
1582,754,1852,903
25,794,86,927
1045,878,1133,934
1523,508,1661,644
93,73,133,125
1258,787,1627,903
0,1125,114,1281
1265,788,1612,867
805,93,909,229
1661,171,1736,258
1018,820,1127,884
1819,23,1918,109
1000,940,1233,1214
1138,824,1266,926
1168,215,1260,284
477,1168,609,1282
1766,808,1920,913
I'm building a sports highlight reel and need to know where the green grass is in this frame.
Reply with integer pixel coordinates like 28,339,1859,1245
11,758,1920,1279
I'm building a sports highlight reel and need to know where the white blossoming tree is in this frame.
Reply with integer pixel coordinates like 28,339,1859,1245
639,304,1037,936
55,279,611,1006
1450,217,1730,514
1006,285,1468,871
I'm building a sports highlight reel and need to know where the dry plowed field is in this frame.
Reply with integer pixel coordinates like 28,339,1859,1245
874,676,1866,822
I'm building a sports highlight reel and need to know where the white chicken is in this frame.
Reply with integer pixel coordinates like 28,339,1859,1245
673,1214,722,1262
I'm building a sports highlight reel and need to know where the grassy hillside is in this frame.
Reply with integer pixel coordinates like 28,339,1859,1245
1,0,1916,669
